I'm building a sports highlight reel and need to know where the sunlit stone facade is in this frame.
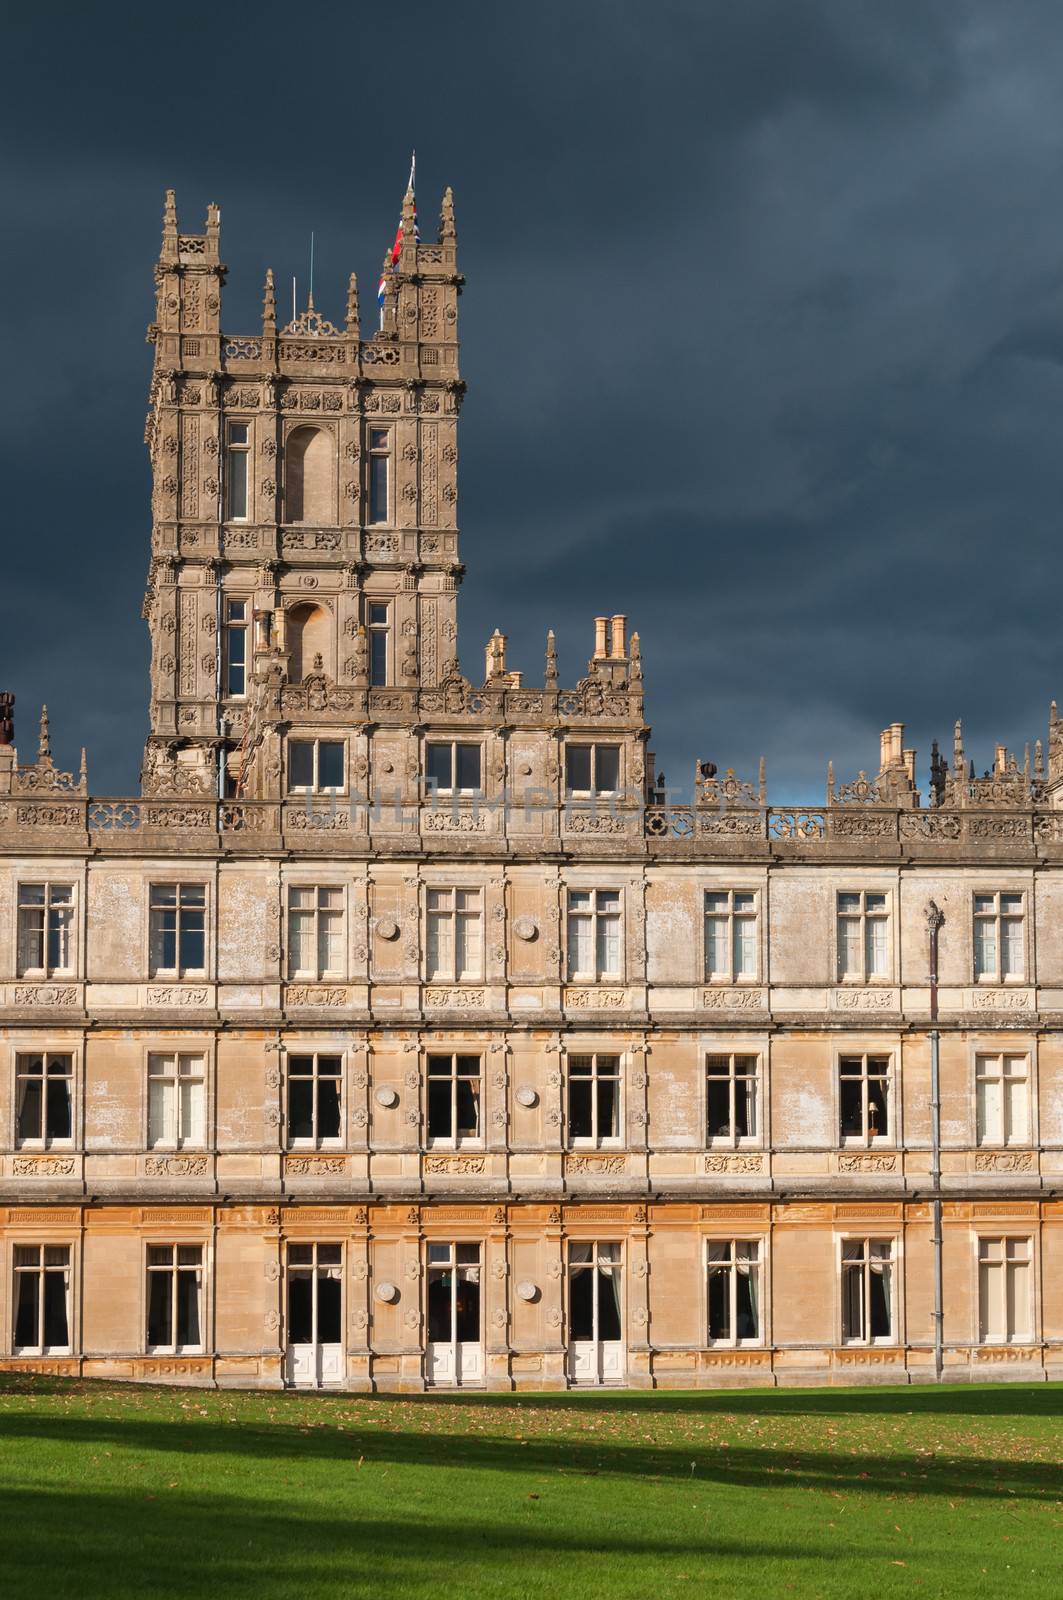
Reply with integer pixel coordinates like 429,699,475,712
1,189,1062,1390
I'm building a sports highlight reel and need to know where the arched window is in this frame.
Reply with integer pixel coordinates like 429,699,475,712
284,427,335,524
287,603,332,682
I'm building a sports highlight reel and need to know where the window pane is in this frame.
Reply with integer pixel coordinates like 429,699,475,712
288,1080,315,1141
369,454,389,523
289,742,314,789
426,744,453,789
227,449,248,519
733,918,756,977
369,430,389,452
317,1078,342,1140
45,1074,72,1141
707,1077,731,1139
17,1072,43,1142
569,1079,593,1139
228,424,249,446
1001,919,1023,978
974,921,996,978
428,1079,452,1139
43,1272,69,1347
596,1079,619,1139
288,1273,314,1343
735,1264,758,1340
455,744,481,790
866,918,887,978
318,742,344,790
180,913,205,972
840,1078,863,1138
176,1270,201,1345
318,1273,342,1342
594,746,619,792
370,629,388,687
148,1271,173,1347
456,1078,479,1137
14,1272,40,1349
705,916,727,976
565,746,592,792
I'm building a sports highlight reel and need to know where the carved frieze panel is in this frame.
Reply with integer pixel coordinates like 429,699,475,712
701,988,766,1011
145,1156,209,1178
836,1153,898,1173
565,988,628,1010
703,1153,765,1174
973,1151,1035,1172
423,988,486,1008
424,1155,487,1175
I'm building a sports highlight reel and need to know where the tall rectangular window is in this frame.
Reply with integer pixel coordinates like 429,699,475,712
368,604,390,687
13,1246,70,1353
146,1245,203,1351
974,893,1025,981
368,429,390,523
287,1054,342,1145
16,1054,73,1147
225,598,248,697
565,744,620,795
568,1054,621,1145
707,1240,761,1344
706,1054,758,1145
149,884,206,977
704,891,757,982
17,883,74,977
978,1236,1032,1344
427,1055,481,1144
426,889,483,982
226,422,250,520
288,739,345,794
976,1054,1030,1146
148,1054,206,1148
567,889,622,981
837,892,889,981
425,742,482,793
841,1238,894,1343
839,1055,890,1142
287,887,345,980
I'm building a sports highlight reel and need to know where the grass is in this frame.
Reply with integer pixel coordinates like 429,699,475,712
0,1378,1059,1599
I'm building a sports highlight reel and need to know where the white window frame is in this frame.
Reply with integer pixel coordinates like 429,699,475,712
286,736,347,796
145,1242,205,1355
16,881,76,979
11,1244,72,1355
972,890,1026,984
837,1052,894,1147
567,1052,623,1148
148,881,208,980
224,596,249,698
424,740,483,796
286,885,347,982
285,1051,344,1149
14,1051,75,1150
368,427,391,525
225,420,251,522
975,1052,1031,1148
977,1234,1034,1345
425,887,484,984
147,1053,207,1150
839,1235,897,1346
706,1237,763,1348
564,742,621,797
566,888,623,983
835,889,891,984
705,1052,760,1148
703,889,759,984
426,1053,483,1147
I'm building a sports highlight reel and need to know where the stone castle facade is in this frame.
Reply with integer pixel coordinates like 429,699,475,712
1,185,1061,1390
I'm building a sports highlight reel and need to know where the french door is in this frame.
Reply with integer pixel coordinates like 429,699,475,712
568,1241,624,1385
427,1242,482,1386
285,1242,344,1388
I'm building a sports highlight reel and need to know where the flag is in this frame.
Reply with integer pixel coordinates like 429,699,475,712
377,154,418,308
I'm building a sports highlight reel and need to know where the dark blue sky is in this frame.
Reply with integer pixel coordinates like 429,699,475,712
5,2,1063,800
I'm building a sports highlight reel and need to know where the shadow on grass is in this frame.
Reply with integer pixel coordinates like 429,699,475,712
0,1481,837,1600
0,1406,1058,1505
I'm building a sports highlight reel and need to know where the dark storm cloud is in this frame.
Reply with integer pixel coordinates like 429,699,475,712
3,1,1063,799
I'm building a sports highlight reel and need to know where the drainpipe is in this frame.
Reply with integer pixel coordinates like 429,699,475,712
926,900,945,1383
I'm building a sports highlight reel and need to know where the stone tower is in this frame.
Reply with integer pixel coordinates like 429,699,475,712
141,183,464,798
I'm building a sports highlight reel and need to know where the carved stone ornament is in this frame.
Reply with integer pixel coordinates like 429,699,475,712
513,916,538,941
516,1280,539,1302
374,1087,399,1108
374,917,400,941
515,1086,538,1108
375,1281,399,1304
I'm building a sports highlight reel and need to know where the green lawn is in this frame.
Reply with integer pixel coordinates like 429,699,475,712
0,1377,1059,1599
